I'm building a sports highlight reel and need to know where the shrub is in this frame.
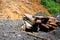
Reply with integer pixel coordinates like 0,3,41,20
53,0,60,3
40,0,60,15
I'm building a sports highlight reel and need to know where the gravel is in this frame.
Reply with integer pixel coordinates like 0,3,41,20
0,18,60,40
34,12,46,16
53,13,60,21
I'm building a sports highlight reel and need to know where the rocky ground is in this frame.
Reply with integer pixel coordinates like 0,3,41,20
0,18,60,40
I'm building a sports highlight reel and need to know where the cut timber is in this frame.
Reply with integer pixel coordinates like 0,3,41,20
22,14,60,32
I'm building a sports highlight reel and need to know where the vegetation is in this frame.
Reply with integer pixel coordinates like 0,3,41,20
53,0,60,3
39,0,60,15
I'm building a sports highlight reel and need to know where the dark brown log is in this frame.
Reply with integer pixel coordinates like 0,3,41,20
56,22,60,26
41,24,49,28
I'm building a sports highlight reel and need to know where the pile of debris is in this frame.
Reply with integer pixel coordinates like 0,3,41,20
21,13,60,32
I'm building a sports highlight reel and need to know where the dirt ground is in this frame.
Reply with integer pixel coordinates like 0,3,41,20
0,0,50,20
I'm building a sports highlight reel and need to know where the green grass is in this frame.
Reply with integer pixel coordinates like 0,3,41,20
39,0,60,15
